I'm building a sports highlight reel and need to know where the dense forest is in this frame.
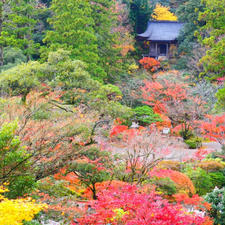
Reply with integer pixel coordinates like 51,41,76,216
0,0,225,224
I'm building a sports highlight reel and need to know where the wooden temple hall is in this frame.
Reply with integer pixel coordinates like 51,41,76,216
138,21,184,59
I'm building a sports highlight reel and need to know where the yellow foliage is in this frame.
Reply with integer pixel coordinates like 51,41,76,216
157,160,181,171
128,63,139,74
0,186,47,225
152,4,178,21
198,160,225,172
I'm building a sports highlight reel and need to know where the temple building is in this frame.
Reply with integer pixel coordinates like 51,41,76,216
138,21,184,59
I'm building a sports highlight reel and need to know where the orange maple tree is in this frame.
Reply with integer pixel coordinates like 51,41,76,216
139,57,160,72
150,168,196,196
200,113,225,146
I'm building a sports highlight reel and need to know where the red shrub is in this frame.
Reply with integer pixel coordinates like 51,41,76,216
77,184,211,225
139,57,160,72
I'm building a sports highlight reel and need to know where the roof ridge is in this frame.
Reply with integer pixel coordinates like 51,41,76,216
149,20,183,23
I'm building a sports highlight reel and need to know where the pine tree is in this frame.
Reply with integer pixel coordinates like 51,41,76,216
0,0,39,66
89,0,122,81
43,0,106,80
129,0,152,34
44,0,125,81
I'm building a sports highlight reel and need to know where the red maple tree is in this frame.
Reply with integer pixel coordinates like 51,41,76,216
77,184,212,225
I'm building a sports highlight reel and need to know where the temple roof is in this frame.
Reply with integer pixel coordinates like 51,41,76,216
138,21,184,41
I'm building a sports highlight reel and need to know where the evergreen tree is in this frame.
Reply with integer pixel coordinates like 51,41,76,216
90,0,124,81
124,0,152,34
0,0,39,66
44,0,126,81
176,0,205,55
43,0,105,79
198,0,225,79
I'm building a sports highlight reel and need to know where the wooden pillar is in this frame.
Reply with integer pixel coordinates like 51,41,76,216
156,42,158,59
166,43,169,58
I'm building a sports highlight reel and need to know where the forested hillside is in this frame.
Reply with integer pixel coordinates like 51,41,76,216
0,0,224,224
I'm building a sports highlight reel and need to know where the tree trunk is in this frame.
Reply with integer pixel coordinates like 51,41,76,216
0,46,3,67
0,3,4,66
92,184,97,200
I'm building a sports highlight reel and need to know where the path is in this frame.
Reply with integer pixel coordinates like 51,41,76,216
108,137,222,162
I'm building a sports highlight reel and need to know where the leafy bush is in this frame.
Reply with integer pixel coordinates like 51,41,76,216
7,175,36,199
151,169,195,196
208,172,225,189
179,129,194,140
78,184,209,224
0,121,36,198
198,160,225,172
216,86,225,110
157,160,181,171
132,105,162,126
32,110,51,120
152,177,177,196
0,185,46,225
184,167,213,196
139,57,160,72
0,47,26,72
185,137,202,149
37,179,76,198
205,187,225,225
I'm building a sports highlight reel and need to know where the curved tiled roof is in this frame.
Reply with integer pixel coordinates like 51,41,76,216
138,21,184,41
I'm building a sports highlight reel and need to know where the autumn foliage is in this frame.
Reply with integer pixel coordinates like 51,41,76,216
77,185,210,225
82,180,128,199
200,113,225,146
152,4,178,21
151,169,196,196
0,185,46,225
141,79,187,114
139,57,160,72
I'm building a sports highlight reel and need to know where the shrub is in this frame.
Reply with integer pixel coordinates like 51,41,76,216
179,129,194,140
151,169,195,196
139,57,160,72
208,172,225,189
198,160,225,172
78,185,210,225
152,177,177,196
157,160,181,171
32,110,51,120
184,167,213,196
132,105,162,126
0,121,36,198
185,137,202,149
205,187,225,225
37,179,76,198
0,185,46,225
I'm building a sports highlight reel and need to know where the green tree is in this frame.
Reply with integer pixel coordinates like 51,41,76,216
128,0,152,34
0,47,26,71
0,121,36,198
0,49,133,118
67,147,113,199
175,0,205,72
0,0,39,66
43,0,105,80
216,86,225,110
185,167,213,196
43,0,125,81
176,0,205,55
132,105,162,126
198,0,225,79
